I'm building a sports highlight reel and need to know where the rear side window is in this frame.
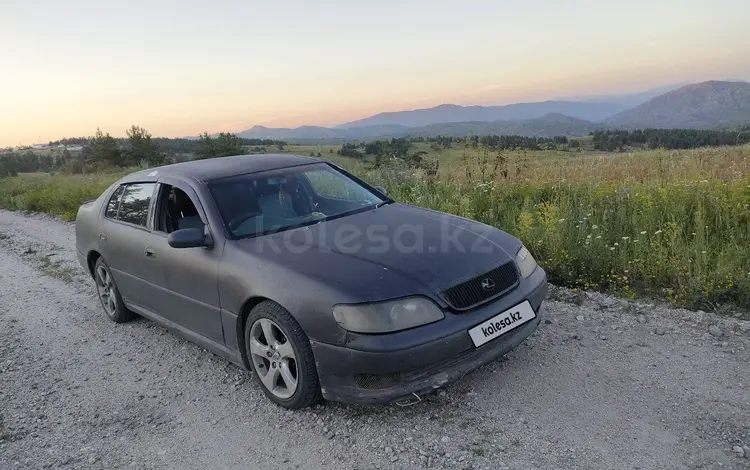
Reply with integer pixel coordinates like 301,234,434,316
116,183,156,227
104,186,125,219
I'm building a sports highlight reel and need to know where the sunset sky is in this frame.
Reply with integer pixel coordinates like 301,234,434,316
2,0,749,146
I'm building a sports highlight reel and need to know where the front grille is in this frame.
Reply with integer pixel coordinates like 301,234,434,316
355,373,402,390
442,261,519,310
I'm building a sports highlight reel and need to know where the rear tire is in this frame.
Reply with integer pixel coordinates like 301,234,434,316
244,301,322,409
94,257,134,323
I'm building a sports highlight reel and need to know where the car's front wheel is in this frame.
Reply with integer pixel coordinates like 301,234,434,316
94,257,133,323
244,301,322,409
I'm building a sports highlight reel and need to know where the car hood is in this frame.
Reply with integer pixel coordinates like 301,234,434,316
236,203,521,301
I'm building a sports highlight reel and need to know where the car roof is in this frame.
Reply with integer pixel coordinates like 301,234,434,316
122,154,321,184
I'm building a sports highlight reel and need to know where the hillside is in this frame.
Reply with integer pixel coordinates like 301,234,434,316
233,114,597,141
337,101,624,129
232,80,750,141
565,84,682,108
604,81,750,129
398,113,599,138
236,124,409,140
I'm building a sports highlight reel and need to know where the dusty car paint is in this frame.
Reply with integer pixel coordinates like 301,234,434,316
76,154,548,404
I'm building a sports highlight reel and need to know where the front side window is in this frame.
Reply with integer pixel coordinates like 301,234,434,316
209,163,385,239
117,183,156,227
105,185,125,219
154,184,204,233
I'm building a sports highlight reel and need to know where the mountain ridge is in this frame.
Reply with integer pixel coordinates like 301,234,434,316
336,100,625,129
604,80,750,129
236,124,409,140
232,80,750,141
392,113,599,138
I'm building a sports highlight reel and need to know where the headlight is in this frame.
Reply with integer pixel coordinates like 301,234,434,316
333,296,444,334
515,246,537,278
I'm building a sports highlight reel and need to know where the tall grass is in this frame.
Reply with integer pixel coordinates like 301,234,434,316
0,171,126,221
0,146,748,309
362,145,750,310
379,179,750,310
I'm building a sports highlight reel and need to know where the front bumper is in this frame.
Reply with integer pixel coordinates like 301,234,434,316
311,267,548,404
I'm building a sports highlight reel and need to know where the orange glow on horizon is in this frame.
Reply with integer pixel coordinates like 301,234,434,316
2,0,749,146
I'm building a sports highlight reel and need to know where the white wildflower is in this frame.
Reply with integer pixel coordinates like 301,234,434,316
654,230,662,235
640,231,647,235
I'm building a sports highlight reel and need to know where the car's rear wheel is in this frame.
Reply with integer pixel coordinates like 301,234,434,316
94,257,133,323
244,301,322,409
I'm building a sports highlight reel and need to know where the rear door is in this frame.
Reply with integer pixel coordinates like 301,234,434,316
98,182,165,313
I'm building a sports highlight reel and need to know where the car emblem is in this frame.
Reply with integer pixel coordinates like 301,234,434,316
481,278,495,291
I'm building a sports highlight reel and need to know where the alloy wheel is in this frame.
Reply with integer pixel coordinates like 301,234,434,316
249,318,298,399
96,265,117,317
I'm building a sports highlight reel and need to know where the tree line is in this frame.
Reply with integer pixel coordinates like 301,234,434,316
338,138,435,174
337,134,579,163
338,138,414,161
1,127,287,177
410,135,578,151
0,151,57,176
591,129,750,151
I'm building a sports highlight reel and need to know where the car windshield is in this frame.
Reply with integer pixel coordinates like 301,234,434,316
209,163,387,239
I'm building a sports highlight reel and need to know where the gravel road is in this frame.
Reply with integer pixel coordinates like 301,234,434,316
1,209,749,470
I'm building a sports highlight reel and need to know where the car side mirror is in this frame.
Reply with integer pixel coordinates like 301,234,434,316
168,228,211,249
374,185,388,196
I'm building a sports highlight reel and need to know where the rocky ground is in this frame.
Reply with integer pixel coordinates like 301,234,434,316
0,209,748,470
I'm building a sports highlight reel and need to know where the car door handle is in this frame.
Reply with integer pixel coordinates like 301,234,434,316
144,247,157,258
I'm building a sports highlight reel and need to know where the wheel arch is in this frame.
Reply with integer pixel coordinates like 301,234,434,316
86,250,102,278
236,295,275,368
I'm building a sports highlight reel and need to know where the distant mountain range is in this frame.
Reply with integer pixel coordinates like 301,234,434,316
233,80,750,141
389,113,600,138
236,124,408,141
335,101,625,129
561,84,685,109
603,81,750,129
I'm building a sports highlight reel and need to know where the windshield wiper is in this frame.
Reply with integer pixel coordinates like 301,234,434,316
373,200,392,210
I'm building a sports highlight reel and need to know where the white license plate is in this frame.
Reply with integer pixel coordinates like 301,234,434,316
468,300,536,347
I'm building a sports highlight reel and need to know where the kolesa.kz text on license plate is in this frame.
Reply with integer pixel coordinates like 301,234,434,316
468,300,536,347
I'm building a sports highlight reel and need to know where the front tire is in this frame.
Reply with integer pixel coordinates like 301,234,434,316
244,301,322,409
94,257,133,323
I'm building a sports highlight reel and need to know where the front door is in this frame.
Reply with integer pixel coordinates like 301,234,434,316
142,180,224,344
